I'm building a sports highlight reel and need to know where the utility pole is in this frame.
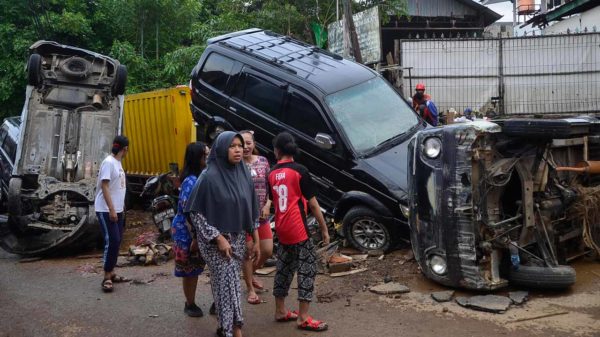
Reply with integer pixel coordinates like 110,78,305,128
342,0,362,63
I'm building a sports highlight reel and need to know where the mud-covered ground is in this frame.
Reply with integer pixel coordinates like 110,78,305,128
1,210,599,337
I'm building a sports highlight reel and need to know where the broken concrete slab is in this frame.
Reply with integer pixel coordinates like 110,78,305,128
455,296,469,307
455,295,512,313
431,291,455,302
369,282,410,295
509,291,529,305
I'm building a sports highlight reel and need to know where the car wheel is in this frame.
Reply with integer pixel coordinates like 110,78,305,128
343,206,392,252
27,53,42,87
7,215,32,237
111,65,127,96
61,56,90,80
7,178,22,216
508,265,576,289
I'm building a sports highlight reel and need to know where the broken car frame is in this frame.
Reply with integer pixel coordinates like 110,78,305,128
0,41,127,256
409,118,600,290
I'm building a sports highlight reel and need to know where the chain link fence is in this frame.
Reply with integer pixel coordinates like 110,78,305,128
399,33,600,116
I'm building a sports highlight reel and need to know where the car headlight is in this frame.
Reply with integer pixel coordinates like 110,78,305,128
399,204,410,218
428,254,447,275
423,137,442,159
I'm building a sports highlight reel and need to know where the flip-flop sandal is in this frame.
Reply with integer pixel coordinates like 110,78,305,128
101,279,113,292
247,294,262,305
252,278,264,290
298,316,328,331
275,310,298,322
111,275,131,283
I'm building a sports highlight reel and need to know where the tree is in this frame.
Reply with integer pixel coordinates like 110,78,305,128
0,0,408,118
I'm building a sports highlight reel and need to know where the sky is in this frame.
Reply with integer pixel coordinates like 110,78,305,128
485,2,515,22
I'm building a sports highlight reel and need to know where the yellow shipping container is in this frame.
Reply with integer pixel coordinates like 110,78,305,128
122,86,195,179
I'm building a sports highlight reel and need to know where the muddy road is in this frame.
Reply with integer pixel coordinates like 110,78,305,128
1,211,599,337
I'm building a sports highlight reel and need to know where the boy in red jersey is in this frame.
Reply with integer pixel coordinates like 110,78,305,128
268,132,330,332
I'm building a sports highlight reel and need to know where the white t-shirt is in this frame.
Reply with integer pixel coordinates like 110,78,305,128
94,155,126,213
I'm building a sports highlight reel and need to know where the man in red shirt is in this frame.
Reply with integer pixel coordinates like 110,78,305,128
268,132,330,332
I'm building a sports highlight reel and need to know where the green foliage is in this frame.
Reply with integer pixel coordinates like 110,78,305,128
0,0,407,118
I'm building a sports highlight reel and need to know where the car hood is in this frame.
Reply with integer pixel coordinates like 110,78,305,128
355,138,411,202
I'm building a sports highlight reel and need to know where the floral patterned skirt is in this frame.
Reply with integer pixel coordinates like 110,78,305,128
171,214,205,277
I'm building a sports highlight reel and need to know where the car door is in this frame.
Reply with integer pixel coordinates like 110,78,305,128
192,52,237,134
280,87,348,208
227,68,286,158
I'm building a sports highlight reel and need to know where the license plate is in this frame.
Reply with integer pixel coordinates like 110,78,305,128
154,208,175,223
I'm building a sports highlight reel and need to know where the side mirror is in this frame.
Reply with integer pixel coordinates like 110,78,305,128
315,133,335,150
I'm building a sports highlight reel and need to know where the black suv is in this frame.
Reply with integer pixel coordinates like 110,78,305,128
190,29,424,251
0,116,20,207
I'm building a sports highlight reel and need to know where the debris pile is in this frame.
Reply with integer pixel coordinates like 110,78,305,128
129,243,172,265
127,231,173,265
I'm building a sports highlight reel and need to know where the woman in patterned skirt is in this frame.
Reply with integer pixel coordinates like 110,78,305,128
171,142,209,317
185,131,260,337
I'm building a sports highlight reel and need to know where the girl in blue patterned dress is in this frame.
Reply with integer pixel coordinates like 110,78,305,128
171,142,209,317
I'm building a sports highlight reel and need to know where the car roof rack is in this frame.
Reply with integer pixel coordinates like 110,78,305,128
218,41,298,75
217,30,344,76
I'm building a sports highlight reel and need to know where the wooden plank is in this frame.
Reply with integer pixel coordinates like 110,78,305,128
330,268,368,278
255,266,277,275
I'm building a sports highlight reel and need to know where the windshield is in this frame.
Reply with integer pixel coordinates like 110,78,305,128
325,77,419,154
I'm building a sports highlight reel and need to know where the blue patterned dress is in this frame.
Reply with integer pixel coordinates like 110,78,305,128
171,175,205,277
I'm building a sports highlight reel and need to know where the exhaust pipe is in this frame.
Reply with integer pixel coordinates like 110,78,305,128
92,93,103,108
556,161,600,175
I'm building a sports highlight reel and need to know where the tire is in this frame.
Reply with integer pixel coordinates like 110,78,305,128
342,206,393,252
111,65,127,96
7,178,22,216
27,53,42,87
7,215,32,237
61,57,90,80
508,265,576,289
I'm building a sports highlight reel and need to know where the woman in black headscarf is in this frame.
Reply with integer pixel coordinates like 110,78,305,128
184,131,260,337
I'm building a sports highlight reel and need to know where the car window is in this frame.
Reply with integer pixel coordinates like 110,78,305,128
234,74,284,119
0,125,7,146
325,77,419,154
199,53,235,91
1,137,16,162
284,93,329,138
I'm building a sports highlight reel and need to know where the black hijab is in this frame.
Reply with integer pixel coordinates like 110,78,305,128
184,131,258,234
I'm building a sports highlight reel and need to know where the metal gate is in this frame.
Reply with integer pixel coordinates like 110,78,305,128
399,33,600,116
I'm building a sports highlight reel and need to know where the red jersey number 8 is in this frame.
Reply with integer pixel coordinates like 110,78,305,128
273,185,288,212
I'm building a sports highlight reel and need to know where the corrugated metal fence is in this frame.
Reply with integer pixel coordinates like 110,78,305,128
400,33,600,116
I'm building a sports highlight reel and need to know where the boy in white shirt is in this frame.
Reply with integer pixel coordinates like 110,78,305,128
94,135,129,292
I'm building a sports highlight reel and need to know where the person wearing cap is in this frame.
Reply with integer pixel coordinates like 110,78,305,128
95,135,130,292
412,83,431,109
412,83,439,126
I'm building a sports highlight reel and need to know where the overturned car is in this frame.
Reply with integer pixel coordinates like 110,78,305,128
0,41,126,256
409,118,600,290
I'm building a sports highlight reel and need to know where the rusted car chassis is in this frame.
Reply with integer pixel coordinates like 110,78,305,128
409,119,600,290
0,41,126,256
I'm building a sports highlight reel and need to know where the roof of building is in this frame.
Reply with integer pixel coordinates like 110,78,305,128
526,0,598,27
404,0,501,26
